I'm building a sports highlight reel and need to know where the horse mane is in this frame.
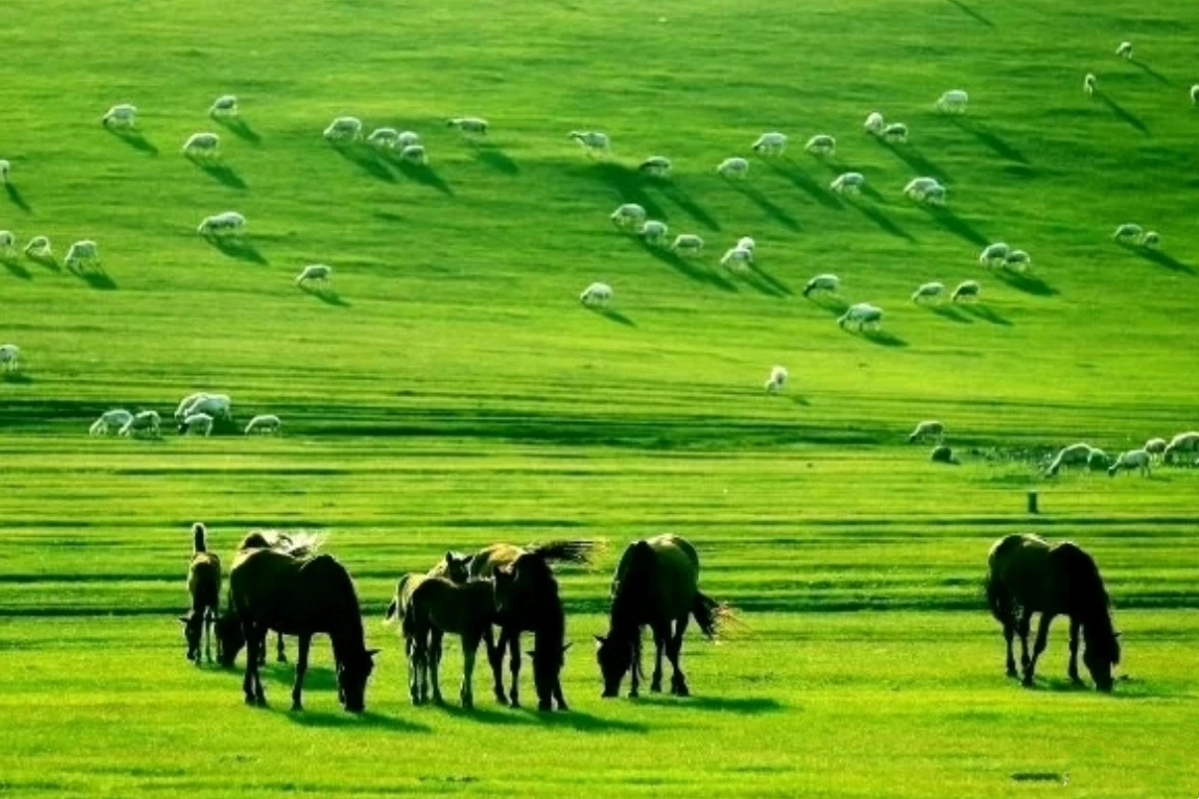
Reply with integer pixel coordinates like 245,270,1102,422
193,523,207,554
610,540,656,636
524,539,601,568
307,554,366,664
238,529,328,557
1054,541,1120,662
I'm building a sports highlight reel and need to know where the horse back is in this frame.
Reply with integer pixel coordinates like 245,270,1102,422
988,533,1054,612
614,535,698,622
230,549,353,636
410,577,495,636
188,552,222,608
466,544,523,578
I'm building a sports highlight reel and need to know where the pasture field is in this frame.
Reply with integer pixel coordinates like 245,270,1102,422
2,0,1199,796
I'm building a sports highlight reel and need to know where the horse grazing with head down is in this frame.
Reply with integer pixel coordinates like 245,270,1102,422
224,545,377,712
180,523,221,665
596,534,729,699
986,533,1121,692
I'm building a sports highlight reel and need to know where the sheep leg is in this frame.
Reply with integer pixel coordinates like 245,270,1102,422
1067,618,1083,685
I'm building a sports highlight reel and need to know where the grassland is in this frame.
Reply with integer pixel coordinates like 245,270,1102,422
2,0,1198,795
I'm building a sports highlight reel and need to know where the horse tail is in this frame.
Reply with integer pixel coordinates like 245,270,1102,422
527,539,602,567
692,591,734,640
192,522,207,554
384,574,413,624
984,571,1008,623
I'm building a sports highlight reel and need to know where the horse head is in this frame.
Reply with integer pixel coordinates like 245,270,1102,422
443,551,471,583
595,634,635,698
178,613,202,661
1082,627,1121,692
337,648,379,713
214,614,245,669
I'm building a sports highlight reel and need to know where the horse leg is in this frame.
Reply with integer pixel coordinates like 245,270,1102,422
241,627,257,705
1024,613,1054,687
1067,618,1083,684
291,634,311,711
461,632,478,710
252,625,268,705
507,630,521,708
628,635,642,699
552,677,569,712
668,615,690,697
429,629,445,705
406,633,421,705
487,626,507,706
1016,609,1032,675
276,632,288,664
1002,617,1017,678
649,625,667,693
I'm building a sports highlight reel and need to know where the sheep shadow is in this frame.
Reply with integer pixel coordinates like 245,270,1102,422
847,197,915,241
331,143,396,182
1095,92,1149,135
2,258,32,280
995,269,1059,296
203,235,268,265
1129,59,1171,86
104,127,159,156
591,163,666,220
745,262,793,297
1129,246,1194,275
944,0,994,26
860,329,909,347
5,184,32,213
919,206,989,246
638,240,737,293
764,159,842,210
395,160,454,196
925,303,973,323
586,305,635,327
657,181,720,231
806,293,850,316
2,371,33,385
876,139,952,184
27,252,60,272
214,117,263,146
472,142,519,175
958,302,1012,326
299,284,351,307
946,116,1029,165
68,262,118,290
189,159,248,190
729,182,801,232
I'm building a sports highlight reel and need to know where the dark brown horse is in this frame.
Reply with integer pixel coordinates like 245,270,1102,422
986,533,1121,691
180,523,221,664
459,541,596,710
596,534,728,698
401,576,498,708
225,546,378,712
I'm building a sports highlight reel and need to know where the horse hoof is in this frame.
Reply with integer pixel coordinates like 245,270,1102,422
557,702,569,712
650,682,663,694
277,656,288,665
244,695,257,706
291,702,304,712
1006,668,1018,679
494,693,508,706
628,689,639,699
1021,677,1035,689
538,701,553,712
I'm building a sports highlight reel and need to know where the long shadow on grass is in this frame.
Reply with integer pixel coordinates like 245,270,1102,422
1095,92,1149,135
300,285,351,307
1126,245,1194,275
526,708,648,733
844,328,909,348
945,0,994,26
215,117,263,146
2,259,33,280
1130,59,1171,86
946,116,1030,165
472,142,519,175
763,159,842,211
204,235,268,265
636,695,784,714
105,127,159,155
286,710,431,733
876,139,952,184
189,158,248,190
6,184,32,213
657,181,721,231
263,664,338,691
995,269,1059,296
587,306,635,327
806,294,850,316
638,240,737,292
68,263,118,290
27,252,60,272
2,372,33,385
847,198,915,241
729,182,801,232
745,262,792,297
919,206,989,246
395,160,454,196
959,302,1012,326
591,163,666,220
331,143,396,182
926,303,973,323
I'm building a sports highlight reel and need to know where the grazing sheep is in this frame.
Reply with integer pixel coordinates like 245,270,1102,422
89,409,133,437
1141,231,1160,249
1113,223,1143,243
182,132,220,158
764,365,788,393
717,157,750,178
720,246,753,273
1046,442,1097,476
209,95,239,118
367,127,401,148
1191,84,1199,105
1004,250,1031,271
396,131,421,148
1116,41,1133,60
579,282,613,308
804,134,836,157
120,410,161,438
197,211,245,237
864,112,885,135
0,159,9,184
936,90,969,113
903,176,942,203
184,394,232,420
838,302,883,331
0,230,13,255
102,104,138,128
639,220,668,245
978,242,1010,267
752,132,788,155
174,393,210,420
923,184,947,206
930,445,959,464
568,130,610,155
1163,431,1199,463
296,263,332,287
23,236,51,259
951,280,981,303
736,236,755,253
1087,448,1110,471
882,123,909,143
179,412,215,437
399,144,427,164
323,116,363,142
64,240,100,269
245,414,282,436
802,273,840,297
638,156,672,177
610,203,647,230
447,117,489,136
0,344,20,372
1144,437,1167,456
1084,73,1097,98
911,281,945,303
908,420,944,443
830,171,866,195
670,234,704,257
1108,449,1151,477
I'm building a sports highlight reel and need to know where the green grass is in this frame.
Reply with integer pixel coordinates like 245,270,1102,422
2,0,1199,795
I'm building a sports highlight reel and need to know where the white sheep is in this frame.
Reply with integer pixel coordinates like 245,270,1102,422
936,90,969,113
923,184,947,206
324,116,363,142
1141,231,1160,249
0,159,9,184
903,176,942,202
978,242,1010,267
367,127,400,148
119,410,161,438
638,156,672,177
720,246,753,273
579,282,613,308
752,132,788,155
838,303,883,331
568,131,610,155
245,414,282,435
296,263,332,286
1004,250,1031,271
1108,449,1151,477
1163,431,1199,463
908,420,944,443
102,104,138,128
0,230,14,254
182,132,220,158
639,220,668,245
1191,84,1199,105
610,203,647,230
396,131,421,148
89,409,133,436
670,234,704,258
1144,437,1168,456
804,134,836,157
864,112,885,135
179,412,214,437
802,273,840,297
1113,223,1143,242
1084,73,1097,98
951,280,981,303
399,144,427,164
209,95,239,117
197,211,245,237
1047,442,1097,476
447,117,488,136
830,172,866,195
717,157,750,178
174,392,210,420
911,281,945,303
64,240,100,269
184,393,232,420
0,344,19,372
764,366,788,393
1116,41,1133,60
882,123,909,143
736,236,755,253
23,236,51,259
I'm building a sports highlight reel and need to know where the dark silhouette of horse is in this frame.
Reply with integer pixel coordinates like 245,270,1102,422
179,523,221,664
401,576,497,709
986,533,1121,691
226,545,378,712
596,535,729,698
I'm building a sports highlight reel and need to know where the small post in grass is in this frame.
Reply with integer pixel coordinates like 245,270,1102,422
1027,490,1039,515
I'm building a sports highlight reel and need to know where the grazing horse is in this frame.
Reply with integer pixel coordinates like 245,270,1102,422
986,533,1121,692
402,576,498,709
227,546,378,712
458,541,596,710
180,523,221,664
596,534,728,698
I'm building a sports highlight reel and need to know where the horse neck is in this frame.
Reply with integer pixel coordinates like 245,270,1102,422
322,567,366,660
609,581,645,643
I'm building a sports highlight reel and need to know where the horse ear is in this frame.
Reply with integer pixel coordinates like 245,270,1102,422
367,648,381,658
178,615,189,624
561,642,572,653
526,650,536,659
445,551,454,564
594,635,605,647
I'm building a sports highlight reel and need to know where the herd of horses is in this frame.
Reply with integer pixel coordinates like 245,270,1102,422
181,523,1123,716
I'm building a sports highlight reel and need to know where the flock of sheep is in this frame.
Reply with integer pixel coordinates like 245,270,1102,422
89,392,282,439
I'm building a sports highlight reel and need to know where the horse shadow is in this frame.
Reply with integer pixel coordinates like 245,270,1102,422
763,159,842,211
264,664,339,691
944,0,994,26
300,284,351,307
995,269,1059,296
959,302,1012,326
2,259,32,280
926,303,973,323
876,139,952,184
214,117,263,146
657,182,721,231
5,184,32,213
1126,245,1194,275
638,241,738,293
1094,92,1150,135
728,182,802,232
395,160,454,196
946,116,1030,165
203,235,268,264
919,206,989,246
68,262,118,290
586,306,635,327
331,143,396,182
1129,59,1171,86
104,127,159,155
591,162,667,220
636,695,783,714
522,708,647,733
435,703,536,726
472,142,519,175
189,159,248,190
286,710,431,733
847,198,915,241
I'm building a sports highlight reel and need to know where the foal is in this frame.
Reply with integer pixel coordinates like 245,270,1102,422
180,523,222,664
